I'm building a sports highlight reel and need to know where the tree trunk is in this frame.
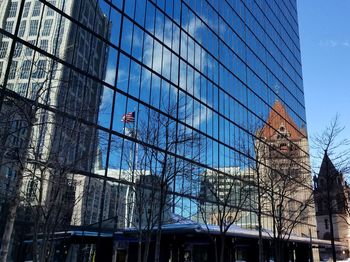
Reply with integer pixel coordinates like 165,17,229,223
112,212,120,262
154,227,162,262
143,235,151,262
32,176,44,262
137,233,142,262
219,234,225,262
257,171,264,262
325,159,337,262
154,180,166,262
274,239,284,262
0,195,18,262
231,242,236,262
328,199,337,262
258,237,263,262
214,237,218,262
112,240,119,262
39,225,49,262
32,215,38,262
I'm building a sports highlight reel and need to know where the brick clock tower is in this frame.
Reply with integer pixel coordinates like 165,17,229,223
257,100,317,239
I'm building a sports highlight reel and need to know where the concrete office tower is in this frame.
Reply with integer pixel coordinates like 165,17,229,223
0,0,109,225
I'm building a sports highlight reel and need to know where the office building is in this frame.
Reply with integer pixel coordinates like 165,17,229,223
0,0,320,261
0,0,109,259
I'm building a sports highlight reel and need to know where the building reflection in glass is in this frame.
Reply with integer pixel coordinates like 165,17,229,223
0,0,317,260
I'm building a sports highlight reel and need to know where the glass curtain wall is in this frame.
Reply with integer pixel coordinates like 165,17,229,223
0,0,315,260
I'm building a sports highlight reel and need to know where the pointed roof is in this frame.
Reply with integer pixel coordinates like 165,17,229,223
319,150,339,178
261,100,302,140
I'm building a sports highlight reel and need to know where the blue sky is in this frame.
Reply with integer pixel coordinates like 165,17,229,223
298,1,350,165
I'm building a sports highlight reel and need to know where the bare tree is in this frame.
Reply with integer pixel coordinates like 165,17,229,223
240,109,315,262
198,167,250,262
19,116,98,262
0,53,57,260
0,53,102,261
134,172,168,262
312,114,350,262
0,93,36,262
253,123,314,262
263,157,313,262
115,96,202,262
243,130,268,262
312,114,350,174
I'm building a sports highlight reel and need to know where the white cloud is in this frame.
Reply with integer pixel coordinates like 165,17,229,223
319,39,350,48
143,17,212,128
104,66,116,85
120,17,212,129
116,69,128,83
100,85,114,110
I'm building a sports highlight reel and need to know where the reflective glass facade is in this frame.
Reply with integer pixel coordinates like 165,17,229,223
0,0,316,260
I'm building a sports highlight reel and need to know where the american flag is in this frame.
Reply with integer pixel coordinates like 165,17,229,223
121,111,135,123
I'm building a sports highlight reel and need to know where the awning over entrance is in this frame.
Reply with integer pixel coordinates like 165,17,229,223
121,220,342,247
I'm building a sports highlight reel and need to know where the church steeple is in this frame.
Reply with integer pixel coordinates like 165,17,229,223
319,150,339,179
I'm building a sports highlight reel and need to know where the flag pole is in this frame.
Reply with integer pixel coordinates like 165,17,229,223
129,108,137,227
123,108,137,228
123,110,136,228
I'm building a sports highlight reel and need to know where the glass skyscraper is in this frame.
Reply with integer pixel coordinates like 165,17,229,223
0,0,317,261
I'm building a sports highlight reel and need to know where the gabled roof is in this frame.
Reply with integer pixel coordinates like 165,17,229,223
319,151,339,178
261,100,302,140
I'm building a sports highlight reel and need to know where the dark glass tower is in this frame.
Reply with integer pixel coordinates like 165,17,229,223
0,0,316,260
